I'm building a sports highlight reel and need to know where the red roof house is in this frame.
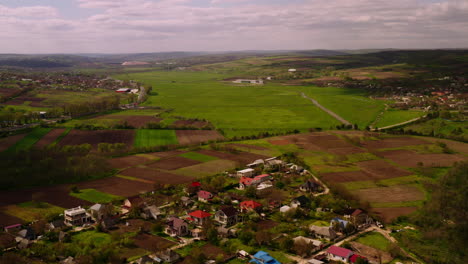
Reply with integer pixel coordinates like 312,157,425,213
188,210,212,225
197,190,214,202
350,254,367,263
190,182,201,187
240,200,262,212
239,174,270,189
327,246,353,262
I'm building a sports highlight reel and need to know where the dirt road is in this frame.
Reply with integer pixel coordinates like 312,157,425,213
300,92,352,126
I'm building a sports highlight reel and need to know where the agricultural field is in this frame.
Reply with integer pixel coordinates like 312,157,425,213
70,188,124,203
2,201,64,222
5,128,51,152
134,129,178,147
403,118,467,141
374,109,425,128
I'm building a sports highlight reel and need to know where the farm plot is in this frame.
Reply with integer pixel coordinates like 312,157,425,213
59,129,135,148
35,128,66,148
76,176,154,197
171,119,212,128
227,143,269,150
133,233,176,252
70,189,124,203
370,207,418,223
147,156,202,170
148,150,188,158
6,128,51,152
0,134,27,152
197,149,269,165
377,149,466,168
107,155,154,169
2,201,64,222
269,139,293,145
361,136,430,150
95,115,162,128
176,130,224,145
355,185,425,203
0,212,24,227
134,129,178,147
322,170,376,183
173,159,238,178
179,152,218,162
357,160,412,179
120,167,194,184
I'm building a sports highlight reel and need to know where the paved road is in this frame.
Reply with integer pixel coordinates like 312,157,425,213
300,92,352,126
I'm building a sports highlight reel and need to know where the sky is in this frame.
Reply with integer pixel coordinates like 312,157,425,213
0,0,467,53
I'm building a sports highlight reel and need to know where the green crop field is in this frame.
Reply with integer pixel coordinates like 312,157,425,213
355,231,392,251
404,118,467,141
134,129,178,147
72,230,112,247
70,188,123,203
114,71,341,137
179,151,218,162
3,201,64,222
6,127,51,152
375,109,425,128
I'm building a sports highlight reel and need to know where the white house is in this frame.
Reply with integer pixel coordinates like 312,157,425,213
237,168,255,177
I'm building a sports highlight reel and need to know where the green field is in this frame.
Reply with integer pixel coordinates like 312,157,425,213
404,118,467,141
70,188,123,203
299,86,389,128
179,151,218,162
375,109,425,128
3,201,64,222
6,127,51,152
134,129,178,147
355,231,392,251
114,71,341,137
71,230,112,247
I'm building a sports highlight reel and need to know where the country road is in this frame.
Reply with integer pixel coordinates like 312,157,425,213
300,92,352,126
374,115,426,131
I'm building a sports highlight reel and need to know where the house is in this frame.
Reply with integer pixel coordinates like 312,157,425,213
64,207,92,226
250,251,281,264
247,159,264,168
217,226,237,238
134,255,158,264
4,224,22,234
215,206,239,226
158,249,181,263
60,256,76,264
165,217,188,237
197,190,214,202
188,210,212,225
180,196,194,207
350,254,367,264
257,180,273,190
293,236,323,250
290,164,305,173
116,88,131,93
232,79,264,84
101,217,118,230
264,157,284,169
239,174,271,190
186,182,202,195
48,219,65,231
327,246,353,263
89,204,110,221
17,228,35,241
190,228,204,240
288,69,297,72
291,195,311,208
237,168,255,177
343,208,372,227
299,180,320,192
123,196,144,209
280,205,292,213
330,217,351,232
309,225,337,240
142,205,161,220
240,200,262,213
308,259,324,264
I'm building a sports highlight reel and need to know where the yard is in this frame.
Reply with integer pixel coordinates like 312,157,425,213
2,201,64,222
134,129,179,147
70,188,124,203
355,231,392,251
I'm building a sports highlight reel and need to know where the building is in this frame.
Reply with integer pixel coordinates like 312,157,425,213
350,254,367,263
142,205,161,220
237,168,255,177
288,69,297,72
4,224,22,234
330,217,351,232
327,246,353,263
123,196,144,210
240,200,262,213
309,225,337,240
264,157,284,169
158,249,181,263
250,251,281,264
165,217,188,237
343,208,372,227
247,159,264,168
197,190,214,203
215,206,239,226
291,195,311,208
232,79,264,84
239,174,271,190
116,88,131,93
64,207,92,226
299,180,320,192
89,204,109,221
293,236,323,250
188,210,212,225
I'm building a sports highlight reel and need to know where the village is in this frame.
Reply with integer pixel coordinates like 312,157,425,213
0,155,406,264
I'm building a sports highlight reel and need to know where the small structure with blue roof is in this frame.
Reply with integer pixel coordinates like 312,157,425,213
330,217,351,232
250,251,281,264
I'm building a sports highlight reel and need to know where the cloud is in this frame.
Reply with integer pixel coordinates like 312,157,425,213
0,0,467,53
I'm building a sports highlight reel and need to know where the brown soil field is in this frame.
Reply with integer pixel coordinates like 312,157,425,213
3,99,23,105
349,242,393,263
269,139,292,145
176,130,224,145
377,149,466,168
0,134,27,152
355,185,425,203
76,176,153,197
147,150,187,158
35,129,65,148
59,129,135,148
0,212,24,227
357,160,412,179
111,219,153,234
361,136,430,150
322,170,376,183
201,244,232,261
420,137,468,155
257,220,279,230
95,115,162,128
328,147,366,155
0,88,19,97
371,207,418,223
107,155,152,169
120,167,193,184
133,233,175,252
197,149,269,164
147,156,201,170
171,119,211,128
227,143,268,150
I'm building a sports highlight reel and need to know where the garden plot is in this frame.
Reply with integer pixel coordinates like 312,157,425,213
357,160,412,179
120,167,194,184
59,129,135,148
355,185,425,203
378,149,465,168
176,130,224,145
147,156,202,170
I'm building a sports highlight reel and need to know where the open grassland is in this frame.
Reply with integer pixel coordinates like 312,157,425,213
6,128,51,152
70,188,124,203
2,201,64,222
134,129,178,147
179,151,218,162
299,86,388,128
404,118,467,141
114,71,340,137
375,109,425,128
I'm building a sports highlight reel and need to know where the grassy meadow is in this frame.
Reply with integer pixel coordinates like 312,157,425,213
375,109,425,128
134,129,178,147
70,188,123,203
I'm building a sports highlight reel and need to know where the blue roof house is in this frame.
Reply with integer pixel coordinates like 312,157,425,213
250,251,281,264
330,217,350,231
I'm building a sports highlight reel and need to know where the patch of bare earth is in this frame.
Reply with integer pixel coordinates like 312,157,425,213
35,129,65,148
76,176,153,197
133,233,175,252
377,149,466,168
0,134,27,152
107,155,152,169
197,149,269,164
349,242,393,263
370,207,418,223
176,130,224,145
356,185,425,203
361,136,430,150
357,160,412,179
268,139,292,145
95,115,162,128
59,130,135,148
147,156,201,170
227,143,268,150
120,167,193,184
322,170,376,183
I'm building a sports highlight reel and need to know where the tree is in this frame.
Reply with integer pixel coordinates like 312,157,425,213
293,239,314,257
245,185,257,198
